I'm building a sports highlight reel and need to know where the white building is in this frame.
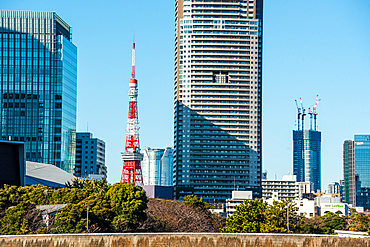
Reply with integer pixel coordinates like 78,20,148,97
262,175,298,200
320,203,348,216
297,181,314,199
226,191,253,216
315,194,349,216
295,199,315,218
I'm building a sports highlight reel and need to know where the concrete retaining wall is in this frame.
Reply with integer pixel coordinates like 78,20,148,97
0,233,369,247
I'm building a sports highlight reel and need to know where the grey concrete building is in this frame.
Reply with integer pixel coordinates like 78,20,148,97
75,132,106,178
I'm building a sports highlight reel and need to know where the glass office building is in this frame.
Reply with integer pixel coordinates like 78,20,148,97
141,147,173,186
293,130,321,192
0,11,77,173
354,135,370,210
173,0,263,202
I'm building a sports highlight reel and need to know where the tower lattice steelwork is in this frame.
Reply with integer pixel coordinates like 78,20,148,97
120,33,144,186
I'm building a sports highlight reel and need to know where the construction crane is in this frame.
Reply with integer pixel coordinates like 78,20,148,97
295,99,301,131
313,95,321,131
300,98,306,131
308,107,313,130
120,32,144,186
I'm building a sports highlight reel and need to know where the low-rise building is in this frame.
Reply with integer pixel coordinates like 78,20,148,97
26,161,75,188
226,191,253,216
262,175,298,200
298,181,314,199
315,194,349,216
320,203,348,216
295,198,316,218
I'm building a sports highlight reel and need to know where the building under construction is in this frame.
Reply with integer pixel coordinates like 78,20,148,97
293,96,322,192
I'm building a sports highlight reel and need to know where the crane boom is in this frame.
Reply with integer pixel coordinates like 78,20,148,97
295,99,301,131
313,94,321,115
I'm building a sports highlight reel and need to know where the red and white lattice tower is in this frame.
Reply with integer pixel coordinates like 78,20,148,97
120,33,144,186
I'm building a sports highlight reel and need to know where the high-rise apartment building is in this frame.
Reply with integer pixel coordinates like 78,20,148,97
0,11,77,173
75,132,106,178
344,135,370,210
141,147,173,186
173,0,263,202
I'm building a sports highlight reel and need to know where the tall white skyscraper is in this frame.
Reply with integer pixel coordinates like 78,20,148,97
173,0,263,202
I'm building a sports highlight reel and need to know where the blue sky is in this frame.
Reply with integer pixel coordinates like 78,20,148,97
3,0,370,190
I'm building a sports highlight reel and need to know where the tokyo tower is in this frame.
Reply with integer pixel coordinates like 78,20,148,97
120,33,144,186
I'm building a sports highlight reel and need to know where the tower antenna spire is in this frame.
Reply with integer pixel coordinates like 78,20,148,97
131,32,135,79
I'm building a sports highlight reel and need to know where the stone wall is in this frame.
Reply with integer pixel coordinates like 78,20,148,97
0,233,369,247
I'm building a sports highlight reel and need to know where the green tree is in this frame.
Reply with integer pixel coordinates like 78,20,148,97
321,212,347,234
297,216,326,234
106,182,148,232
183,194,212,212
51,178,114,233
347,210,370,232
263,200,301,233
1,203,43,235
0,184,50,211
221,199,267,233
221,199,301,233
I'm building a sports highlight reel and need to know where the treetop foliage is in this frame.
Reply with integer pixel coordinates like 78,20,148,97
0,178,148,234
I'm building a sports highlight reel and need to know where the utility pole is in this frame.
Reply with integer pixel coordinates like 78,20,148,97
287,202,290,233
87,205,89,233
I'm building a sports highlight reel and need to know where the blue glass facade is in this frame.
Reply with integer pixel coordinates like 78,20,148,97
354,135,370,210
293,130,321,192
0,11,77,173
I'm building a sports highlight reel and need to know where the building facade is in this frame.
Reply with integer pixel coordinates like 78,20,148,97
298,181,314,199
141,147,173,186
343,135,370,209
343,140,355,205
173,0,263,202
0,11,77,173
226,190,253,216
262,175,298,200
75,132,106,178
354,135,370,210
293,129,321,192
327,182,341,195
